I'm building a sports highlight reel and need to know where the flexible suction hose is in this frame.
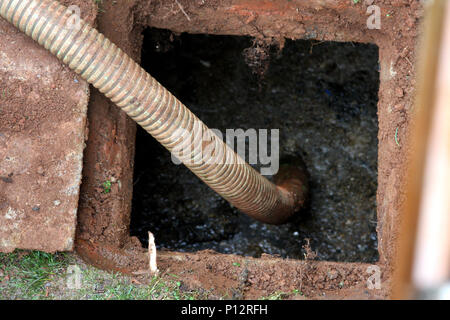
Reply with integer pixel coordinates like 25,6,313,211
0,0,307,224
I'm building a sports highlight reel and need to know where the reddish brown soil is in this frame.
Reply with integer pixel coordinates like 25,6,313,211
77,238,388,299
0,0,417,299
76,0,141,250
157,250,389,299
0,0,96,253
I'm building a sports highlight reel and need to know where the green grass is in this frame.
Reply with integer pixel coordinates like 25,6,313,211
395,127,400,146
0,250,210,300
102,180,112,193
259,289,305,300
1,250,300,300
93,0,105,13
0,251,68,299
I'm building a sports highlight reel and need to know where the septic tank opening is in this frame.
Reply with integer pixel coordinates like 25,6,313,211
130,28,380,263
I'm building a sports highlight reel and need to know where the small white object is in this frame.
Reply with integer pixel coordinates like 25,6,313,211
148,231,158,275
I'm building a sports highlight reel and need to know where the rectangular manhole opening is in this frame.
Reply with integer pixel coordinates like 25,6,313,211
130,28,380,263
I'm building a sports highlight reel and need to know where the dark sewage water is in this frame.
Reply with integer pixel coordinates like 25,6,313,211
130,29,380,263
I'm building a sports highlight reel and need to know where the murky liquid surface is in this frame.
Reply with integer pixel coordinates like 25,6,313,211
131,30,380,262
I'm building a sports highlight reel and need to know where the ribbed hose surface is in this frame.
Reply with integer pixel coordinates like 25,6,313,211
0,0,305,224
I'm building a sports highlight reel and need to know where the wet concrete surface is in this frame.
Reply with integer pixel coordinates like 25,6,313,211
131,29,379,262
